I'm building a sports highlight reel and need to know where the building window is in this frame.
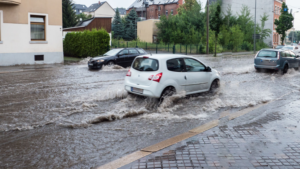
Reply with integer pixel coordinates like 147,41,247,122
159,14,161,19
158,6,161,11
171,9,173,15
30,16,46,41
80,10,82,13
166,10,168,16
74,9,77,13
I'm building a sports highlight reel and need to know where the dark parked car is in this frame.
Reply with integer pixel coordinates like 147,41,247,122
254,49,300,74
88,48,147,69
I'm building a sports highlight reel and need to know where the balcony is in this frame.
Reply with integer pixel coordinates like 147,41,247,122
0,0,21,4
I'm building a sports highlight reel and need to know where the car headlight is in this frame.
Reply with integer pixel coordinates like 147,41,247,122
96,60,105,62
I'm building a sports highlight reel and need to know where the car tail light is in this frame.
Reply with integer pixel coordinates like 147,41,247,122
126,69,131,77
148,75,154,80
153,73,163,83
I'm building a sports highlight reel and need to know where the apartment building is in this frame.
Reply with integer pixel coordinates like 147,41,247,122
127,0,184,20
73,4,87,15
0,0,63,66
273,0,285,46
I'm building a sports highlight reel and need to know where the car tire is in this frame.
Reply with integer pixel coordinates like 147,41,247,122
209,79,220,94
255,68,261,72
282,64,289,74
107,61,115,67
158,87,176,105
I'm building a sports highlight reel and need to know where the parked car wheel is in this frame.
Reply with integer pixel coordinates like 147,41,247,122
255,68,261,72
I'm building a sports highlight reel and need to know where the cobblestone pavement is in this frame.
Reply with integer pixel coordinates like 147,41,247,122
120,96,300,169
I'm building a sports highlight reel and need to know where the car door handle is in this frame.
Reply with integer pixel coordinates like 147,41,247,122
184,76,187,80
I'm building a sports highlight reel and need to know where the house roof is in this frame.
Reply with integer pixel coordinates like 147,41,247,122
73,4,87,10
63,17,111,30
127,0,180,10
84,1,106,13
115,8,127,15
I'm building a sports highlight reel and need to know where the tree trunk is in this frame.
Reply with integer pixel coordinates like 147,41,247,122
215,35,217,57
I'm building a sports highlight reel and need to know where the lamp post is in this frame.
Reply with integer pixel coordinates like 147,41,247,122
254,0,256,54
292,11,299,44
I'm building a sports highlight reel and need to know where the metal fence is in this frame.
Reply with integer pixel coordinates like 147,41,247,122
111,41,205,55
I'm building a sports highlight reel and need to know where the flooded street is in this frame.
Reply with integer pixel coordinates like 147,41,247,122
1,55,300,169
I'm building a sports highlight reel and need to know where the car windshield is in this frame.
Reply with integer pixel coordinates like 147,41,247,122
132,58,159,71
257,50,277,58
276,46,284,49
282,47,294,50
103,49,123,56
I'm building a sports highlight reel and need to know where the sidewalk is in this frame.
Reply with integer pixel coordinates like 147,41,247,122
99,93,300,169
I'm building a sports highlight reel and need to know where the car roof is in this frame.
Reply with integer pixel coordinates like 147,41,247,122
136,54,198,60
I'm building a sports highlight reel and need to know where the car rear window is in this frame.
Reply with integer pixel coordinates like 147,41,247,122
132,58,159,71
257,51,277,58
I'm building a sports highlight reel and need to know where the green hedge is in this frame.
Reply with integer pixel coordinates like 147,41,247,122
64,28,110,58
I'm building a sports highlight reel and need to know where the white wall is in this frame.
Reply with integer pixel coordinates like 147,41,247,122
0,12,63,66
95,2,115,18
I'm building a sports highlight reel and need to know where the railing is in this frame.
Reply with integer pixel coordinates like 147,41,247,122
111,41,206,55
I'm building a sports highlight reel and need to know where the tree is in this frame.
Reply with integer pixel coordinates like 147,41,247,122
230,25,244,52
112,9,125,39
76,13,92,22
177,0,197,14
258,13,272,43
124,9,138,40
62,0,77,28
210,4,222,56
275,2,294,45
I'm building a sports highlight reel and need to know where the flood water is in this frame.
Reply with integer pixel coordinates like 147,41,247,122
0,55,300,168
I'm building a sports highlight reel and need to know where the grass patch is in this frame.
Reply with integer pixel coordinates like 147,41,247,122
64,57,82,62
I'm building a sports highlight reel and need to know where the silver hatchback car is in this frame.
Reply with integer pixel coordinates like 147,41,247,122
254,49,300,73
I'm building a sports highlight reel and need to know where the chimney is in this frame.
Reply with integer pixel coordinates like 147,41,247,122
98,1,100,4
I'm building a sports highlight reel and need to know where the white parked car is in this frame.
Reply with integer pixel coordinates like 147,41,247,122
282,46,300,54
124,55,221,98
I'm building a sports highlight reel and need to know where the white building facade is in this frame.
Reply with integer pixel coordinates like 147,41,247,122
0,0,63,66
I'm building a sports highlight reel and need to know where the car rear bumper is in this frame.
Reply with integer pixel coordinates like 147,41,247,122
124,79,163,98
254,64,281,70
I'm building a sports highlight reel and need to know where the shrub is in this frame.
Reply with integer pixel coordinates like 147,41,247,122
64,28,110,58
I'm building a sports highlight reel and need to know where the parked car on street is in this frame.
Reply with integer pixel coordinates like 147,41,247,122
275,45,285,49
282,46,300,55
124,55,221,98
254,49,300,74
88,48,147,69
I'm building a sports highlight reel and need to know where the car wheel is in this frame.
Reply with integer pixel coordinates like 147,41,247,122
255,68,261,72
209,79,220,94
107,61,115,67
282,64,289,74
158,87,176,105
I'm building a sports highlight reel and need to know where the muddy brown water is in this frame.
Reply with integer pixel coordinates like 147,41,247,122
0,55,299,168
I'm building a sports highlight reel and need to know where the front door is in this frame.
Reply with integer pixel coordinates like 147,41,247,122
128,49,140,67
183,58,211,94
116,49,129,67
166,58,186,92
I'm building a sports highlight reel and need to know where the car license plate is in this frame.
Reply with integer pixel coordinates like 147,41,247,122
131,87,143,94
89,63,93,66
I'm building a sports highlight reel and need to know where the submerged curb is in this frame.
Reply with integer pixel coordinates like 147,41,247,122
97,101,272,169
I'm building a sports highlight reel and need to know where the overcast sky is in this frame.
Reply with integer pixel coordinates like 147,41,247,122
74,0,300,30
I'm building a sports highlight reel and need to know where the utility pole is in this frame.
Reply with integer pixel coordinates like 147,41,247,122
254,0,256,54
206,0,209,54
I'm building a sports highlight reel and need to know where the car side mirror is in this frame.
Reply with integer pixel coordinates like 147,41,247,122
296,47,299,50
206,66,212,72
296,55,300,58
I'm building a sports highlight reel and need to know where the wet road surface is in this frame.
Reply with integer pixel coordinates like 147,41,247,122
0,55,299,169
